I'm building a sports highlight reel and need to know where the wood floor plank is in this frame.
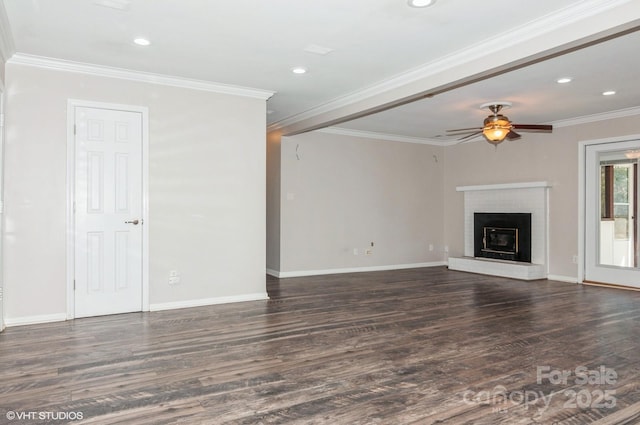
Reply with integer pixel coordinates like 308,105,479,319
2,267,640,423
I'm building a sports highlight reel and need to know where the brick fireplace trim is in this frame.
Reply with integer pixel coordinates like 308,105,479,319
449,181,551,280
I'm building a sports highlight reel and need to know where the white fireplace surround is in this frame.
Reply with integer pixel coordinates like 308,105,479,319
448,181,551,280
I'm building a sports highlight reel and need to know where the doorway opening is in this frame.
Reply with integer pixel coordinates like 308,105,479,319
599,160,637,268
581,137,640,289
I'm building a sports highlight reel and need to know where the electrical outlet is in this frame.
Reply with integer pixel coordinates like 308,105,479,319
429,244,434,251
365,249,373,255
572,255,578,264
169,270,181,285
353,248,359,256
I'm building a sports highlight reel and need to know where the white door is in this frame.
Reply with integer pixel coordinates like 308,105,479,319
74,106,143,317
0,92,5,331
584,139,640,288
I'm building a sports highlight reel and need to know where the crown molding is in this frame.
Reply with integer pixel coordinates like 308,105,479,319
0,2,16,63
319,105,640,147
551,106,640,128
317,127,448,146
8,53,275,100
268,0,635,134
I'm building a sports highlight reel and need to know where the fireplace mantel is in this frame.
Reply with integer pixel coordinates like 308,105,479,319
456,181,551,192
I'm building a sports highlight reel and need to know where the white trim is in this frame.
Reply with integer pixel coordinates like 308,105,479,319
268,0,633,133
552,106,640,128
266,268,280,278
0,2,15,62
456,181,551,192
579,134,640,287
66,105,75,319
578,140,587,284
9,54,275,100
0,92,4,331
150,293,269,312
547,274,579,283
546,185,551,276
275,262,447,278
5,313,68,327
141,110,150,312
66,99,150,319
317,127,447,146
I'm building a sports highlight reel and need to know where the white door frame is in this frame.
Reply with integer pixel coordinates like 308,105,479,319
66,99,150,319
578,133,640,284
0,87,5,331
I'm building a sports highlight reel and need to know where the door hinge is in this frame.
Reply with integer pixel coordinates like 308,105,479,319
73,279,76,290
73,124,77,135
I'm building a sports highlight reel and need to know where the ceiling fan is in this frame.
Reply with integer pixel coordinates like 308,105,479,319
447,102,553,145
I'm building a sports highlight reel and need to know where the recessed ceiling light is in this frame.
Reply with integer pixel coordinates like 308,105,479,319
556,77,572,84
133,38,151,46
291,67,307,74
408,0,436,7
602,90,616,96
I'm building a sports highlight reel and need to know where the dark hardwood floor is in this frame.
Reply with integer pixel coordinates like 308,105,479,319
1,267,640,424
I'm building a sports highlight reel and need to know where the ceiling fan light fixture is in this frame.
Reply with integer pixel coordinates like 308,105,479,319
482,126,510,143
448,101,551,146
482,115,512,144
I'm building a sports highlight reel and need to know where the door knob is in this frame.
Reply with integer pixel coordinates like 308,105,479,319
125,219,140,225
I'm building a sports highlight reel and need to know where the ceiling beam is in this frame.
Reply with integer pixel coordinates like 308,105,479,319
268,0,640,136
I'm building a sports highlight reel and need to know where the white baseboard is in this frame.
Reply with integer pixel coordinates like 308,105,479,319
4,293,271,325
547,274,579,283
273,262,447,278
5,313,68,327
150,292,269,312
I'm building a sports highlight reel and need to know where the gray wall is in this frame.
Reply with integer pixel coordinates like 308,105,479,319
276,131,445,275
3,63,268,324
270,115,640,282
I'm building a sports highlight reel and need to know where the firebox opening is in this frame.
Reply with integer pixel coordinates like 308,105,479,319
474,213,531,262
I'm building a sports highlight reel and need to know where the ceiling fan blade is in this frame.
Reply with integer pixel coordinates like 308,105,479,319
457,131,483,142
506,130,521,140
512,124,553,132
447,127,482,133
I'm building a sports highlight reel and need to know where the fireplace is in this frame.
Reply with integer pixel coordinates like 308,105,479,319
474,213,532,262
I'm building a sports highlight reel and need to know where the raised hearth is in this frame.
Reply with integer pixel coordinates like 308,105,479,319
448,257,545,280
